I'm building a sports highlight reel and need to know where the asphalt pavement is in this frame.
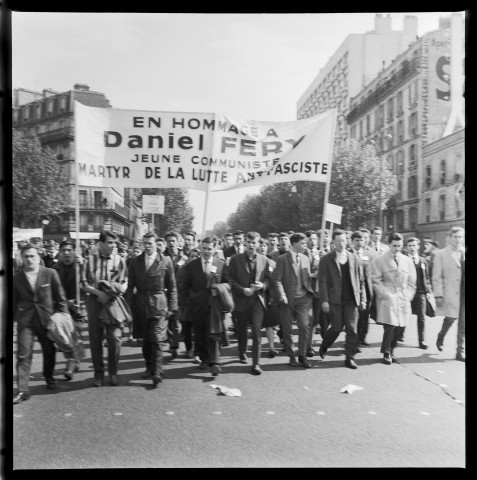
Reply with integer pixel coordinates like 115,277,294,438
10,312,465,469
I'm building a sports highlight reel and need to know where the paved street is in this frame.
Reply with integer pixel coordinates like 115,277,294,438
11,313,465,469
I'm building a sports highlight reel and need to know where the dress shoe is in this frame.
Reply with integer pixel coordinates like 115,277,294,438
194,355,201,364
306,347,315,358
356,347,362,354
251,364,263,375
152,374,163,387
45,378,57,390
345,357,358,369
92,374,104,387
268,349,279,358
184,349,193,359
318,346,327,359
142,369,152,378
383,353,392,365
13,392,30,404
170,349,178,359
198,361,208,370
359,340,370,347
110,374,119,386
288,357,300,367
298,356,312,368
456,353,465,362
239,353,248,364
436,339,444,352
211,364,222,376
419,342,429,350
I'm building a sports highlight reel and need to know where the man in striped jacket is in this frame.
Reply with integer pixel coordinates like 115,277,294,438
81,231,128,387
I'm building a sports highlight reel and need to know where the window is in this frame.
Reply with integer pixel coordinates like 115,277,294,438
397,179,403,201
47,100,54,115
396,210,404,231
79,190,87,207
80,213,89,229
23,106,30,121
397,91,403,115
440,160,446,185
425,166,432,189
59,96,67,112
409,207,417,230
408,176,418,198
455,194,463,218
409,112,418,136
94,191,103,209
397,150,404,173
387,212,394,232
439,195,446,220
93,214,104,228
397,120,404,144
387,97,394,122
366,115,371,136
409,144,416,168
425,198,431,222
36,104,42,120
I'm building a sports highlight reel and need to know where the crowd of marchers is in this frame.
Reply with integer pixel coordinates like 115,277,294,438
12,225,465,404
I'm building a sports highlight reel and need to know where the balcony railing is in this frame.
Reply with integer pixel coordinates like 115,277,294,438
68,199,130,219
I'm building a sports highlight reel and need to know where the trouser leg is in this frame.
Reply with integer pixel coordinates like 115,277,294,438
236,310,249,356
191,310,209,363
149,312,168,377
343,304,359,358
437,317,456,346
250,298,265,365
87,297,105,376
321,304,344,351
456,300,465,355
279,305,295,357
381,324,396,355
105,323,123,375
295,296,312,357
16,326,34,393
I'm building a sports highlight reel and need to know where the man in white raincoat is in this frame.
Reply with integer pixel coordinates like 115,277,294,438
372,232,416,364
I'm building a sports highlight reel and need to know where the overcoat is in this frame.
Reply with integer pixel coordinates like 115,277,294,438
431,246,465,318
13,265,68,328
372,251,416,326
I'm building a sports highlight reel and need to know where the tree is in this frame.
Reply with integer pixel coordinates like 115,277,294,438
326,139,396,229
140,188,195,237
211,221,229,239
226,193,264,234
12,132,69,228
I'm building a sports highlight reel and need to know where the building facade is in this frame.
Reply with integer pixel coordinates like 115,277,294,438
297,13,419,143
419,128,465,246
346,15,464,238
12,84,145,243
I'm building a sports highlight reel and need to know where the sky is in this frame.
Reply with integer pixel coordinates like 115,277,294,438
11,11,457,234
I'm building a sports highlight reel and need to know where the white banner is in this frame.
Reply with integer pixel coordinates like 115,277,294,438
13,228,43,242
325,203,343,225
75,101,336,191
142,195,165,214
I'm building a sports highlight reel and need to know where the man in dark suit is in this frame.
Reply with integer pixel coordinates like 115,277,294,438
406,237,433,349
272,232,315,368
180,236,227,376
228,231,272,375
164,231,188,359
13,244,68,404
127,233,178,387
318,229,367,369
223,230,245,259
223,230,244,333
349,231,376,348
42,240,60,268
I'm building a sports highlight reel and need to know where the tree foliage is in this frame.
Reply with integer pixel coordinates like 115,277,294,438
140,188,195,237
12,132,70,227
211,220,229,239
226,140,396,233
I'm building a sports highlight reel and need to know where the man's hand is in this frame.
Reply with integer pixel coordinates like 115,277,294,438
279,295,288,304
435,296,444,307
243,288,255,296
252,282,264,291
321,301,330,313
211,287,218,297
359,301,367,312
96,291,110,304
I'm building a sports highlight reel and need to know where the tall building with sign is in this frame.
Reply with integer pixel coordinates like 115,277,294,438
346,14,464,238
12,84,145,242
